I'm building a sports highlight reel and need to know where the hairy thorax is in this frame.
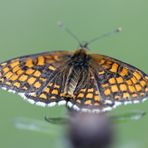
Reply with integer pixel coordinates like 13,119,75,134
62,49,91,97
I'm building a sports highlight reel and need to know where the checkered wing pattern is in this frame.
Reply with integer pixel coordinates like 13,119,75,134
0,51,71,106
91,54,148,110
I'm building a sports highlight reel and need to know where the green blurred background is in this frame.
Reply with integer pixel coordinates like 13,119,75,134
0,0,147,148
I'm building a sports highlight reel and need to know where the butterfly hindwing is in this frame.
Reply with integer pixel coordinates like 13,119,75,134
23,71,67,107
67,73,107,112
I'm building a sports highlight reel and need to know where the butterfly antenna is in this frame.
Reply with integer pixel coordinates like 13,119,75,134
58,21,81,45
87,27,122,46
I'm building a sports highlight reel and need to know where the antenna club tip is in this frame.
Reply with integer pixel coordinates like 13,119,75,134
57,21,64,28
116,27,122,32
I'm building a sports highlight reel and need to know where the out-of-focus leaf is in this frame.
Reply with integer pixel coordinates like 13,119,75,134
111,110,146,124
13,117,62,135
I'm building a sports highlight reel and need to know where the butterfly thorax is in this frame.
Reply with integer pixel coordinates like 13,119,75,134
63,48,91,97
69,48,90,66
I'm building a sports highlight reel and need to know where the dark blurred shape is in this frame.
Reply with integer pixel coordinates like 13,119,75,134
68,112,114,148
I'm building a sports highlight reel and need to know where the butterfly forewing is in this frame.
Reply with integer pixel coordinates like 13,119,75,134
0,51,72,104
91,54,148,109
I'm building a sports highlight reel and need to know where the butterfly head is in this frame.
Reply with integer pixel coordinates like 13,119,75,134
77,41,90,52
79,41,88,49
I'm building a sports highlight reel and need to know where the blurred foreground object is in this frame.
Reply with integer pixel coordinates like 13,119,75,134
68,112,114,148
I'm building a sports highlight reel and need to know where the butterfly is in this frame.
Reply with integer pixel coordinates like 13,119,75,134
0,47,147,113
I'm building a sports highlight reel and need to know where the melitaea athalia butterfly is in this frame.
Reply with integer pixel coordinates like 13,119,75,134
0,27,147,113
